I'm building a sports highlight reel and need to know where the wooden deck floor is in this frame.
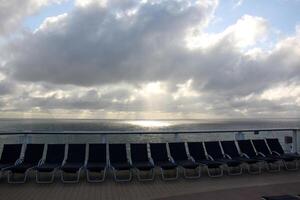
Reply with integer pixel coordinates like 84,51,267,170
0,170,300,200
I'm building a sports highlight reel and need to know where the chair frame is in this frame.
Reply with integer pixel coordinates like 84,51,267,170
150,143,178,181
86,167,107,183
35,144,65,184
240,152,262,174
205,154,224,177
168,142,201,179
7,144,44,184
251,140,281,172
130,143,155,181
188,142,224,178
205,141,243,176
221,140,261,175
109,144,132,182
0,144,23,180
86,144,108,183
266,138,299,171
61,144,86,183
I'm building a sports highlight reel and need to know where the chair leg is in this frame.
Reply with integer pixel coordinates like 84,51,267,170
86,168,106,183
183,166,201,179
161,167,178,181
8,169,31,184
207,166,223,177
136,168,155,181
35,170,56,184
283,160,298,171
266,161,281,172
227,165,243,176
113,168,132,182
61,168,82,183
247,162,261,174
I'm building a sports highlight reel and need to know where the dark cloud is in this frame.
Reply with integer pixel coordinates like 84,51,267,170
0,0,300,118
8,0,215,86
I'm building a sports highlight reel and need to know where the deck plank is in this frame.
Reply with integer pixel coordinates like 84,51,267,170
0,170,300,200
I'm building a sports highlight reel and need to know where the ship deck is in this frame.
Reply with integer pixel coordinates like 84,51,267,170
1,169,300,200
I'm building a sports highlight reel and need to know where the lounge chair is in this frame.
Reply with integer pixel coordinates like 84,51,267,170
221,140,261,174
168,142,200,179
5,144,44,183
149,143,178,180
130,143,154,181
237,140,280,172
204,141,243,175
187,142,224,177
109,144,132,182
0,144,23,180
266,138,300,170
34,144,65,183
86,144,107,182
60,144,86,183
252,139,283,172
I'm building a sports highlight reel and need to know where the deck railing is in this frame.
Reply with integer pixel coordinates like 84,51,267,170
0,128,299,152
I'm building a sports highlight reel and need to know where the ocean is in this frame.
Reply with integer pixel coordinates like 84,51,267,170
0,118,299,132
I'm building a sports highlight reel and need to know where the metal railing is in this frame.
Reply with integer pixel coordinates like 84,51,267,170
0,128,299,152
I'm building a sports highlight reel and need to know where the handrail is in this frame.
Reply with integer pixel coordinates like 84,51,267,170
0,128,298,135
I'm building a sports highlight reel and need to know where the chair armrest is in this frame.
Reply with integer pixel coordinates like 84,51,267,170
38,159,45,166
272,151,280,156
224,154,232,159
207,154,214,161
128,158,132,165
169,156,175,163
14,158,23,165
240,153,249,159
257,152,266,157
188,156,195,162
61,159,67,166
149,157,154,165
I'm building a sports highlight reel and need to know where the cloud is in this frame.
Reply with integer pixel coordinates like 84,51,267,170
7,0,217,86
233,0,244,8
0,0,300,118
0,0,65,36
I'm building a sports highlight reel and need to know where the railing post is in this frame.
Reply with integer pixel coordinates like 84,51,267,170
235,131,245,140
293,129,299,153
101,134,107,143
174,133,180,142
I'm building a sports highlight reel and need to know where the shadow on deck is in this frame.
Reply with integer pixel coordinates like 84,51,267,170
0,170,300,200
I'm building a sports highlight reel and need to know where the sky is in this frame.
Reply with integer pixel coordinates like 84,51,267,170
0,0,300,119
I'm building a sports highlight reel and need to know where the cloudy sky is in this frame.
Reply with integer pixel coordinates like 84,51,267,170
0,0,300,119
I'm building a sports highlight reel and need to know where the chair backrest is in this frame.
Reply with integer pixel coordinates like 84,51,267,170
130,143,149,163
88,144,106,163
237,140,257,157
266,138,284,154
66,144,86,163
45,144,65,164
169,142,188,161
187,142,206,161
0,144,22,164
109,144,127,163
204,141,223,159
221,141,240,158
23,144,44,164
252,139,271,156
150,143,169,162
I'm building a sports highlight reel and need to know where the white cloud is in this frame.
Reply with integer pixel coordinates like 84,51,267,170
186,15,269,49
0,0,65,36
0,0,300,118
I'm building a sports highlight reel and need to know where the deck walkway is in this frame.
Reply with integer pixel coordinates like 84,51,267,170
0,170,300,200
